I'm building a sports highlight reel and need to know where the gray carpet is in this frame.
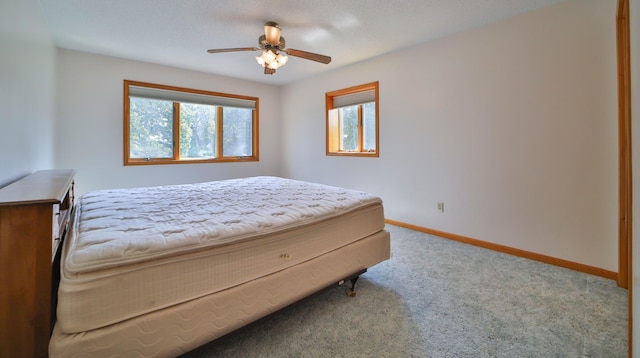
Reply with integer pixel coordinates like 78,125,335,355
183,225,628,357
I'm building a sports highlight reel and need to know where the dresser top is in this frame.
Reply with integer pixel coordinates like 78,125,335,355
0,169,75,206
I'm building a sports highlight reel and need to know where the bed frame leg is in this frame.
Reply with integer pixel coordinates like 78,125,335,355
346,276,360,297
339,269,366,297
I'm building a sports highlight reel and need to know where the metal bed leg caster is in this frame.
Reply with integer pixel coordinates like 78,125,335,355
346,276,359,297
339,269,366,297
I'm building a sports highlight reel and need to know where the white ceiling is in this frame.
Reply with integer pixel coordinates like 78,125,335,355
38,0,566,86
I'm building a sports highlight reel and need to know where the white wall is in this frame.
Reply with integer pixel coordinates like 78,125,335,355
0,0,56,186
6,0,619,274
55,50,283,195
281,0,618,271
631,0,639,354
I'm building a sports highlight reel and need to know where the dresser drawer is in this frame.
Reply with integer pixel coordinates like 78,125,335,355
53,204,61,259
52,189,73,259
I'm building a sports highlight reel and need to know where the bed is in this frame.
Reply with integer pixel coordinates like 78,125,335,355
49,176,390,357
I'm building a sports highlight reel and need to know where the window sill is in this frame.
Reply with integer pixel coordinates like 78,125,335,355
326,151,379,157
125,156,258,166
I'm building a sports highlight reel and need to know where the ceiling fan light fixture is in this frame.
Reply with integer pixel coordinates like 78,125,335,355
256,50,288,70
276,53,288,65
263,50,276,63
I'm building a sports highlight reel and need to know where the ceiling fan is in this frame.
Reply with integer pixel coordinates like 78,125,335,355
207,21,332,75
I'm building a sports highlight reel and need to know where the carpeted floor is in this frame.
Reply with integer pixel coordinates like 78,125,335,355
183,225,628,357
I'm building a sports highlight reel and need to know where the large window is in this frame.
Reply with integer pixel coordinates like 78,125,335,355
124,80,259,165
326,81,379,157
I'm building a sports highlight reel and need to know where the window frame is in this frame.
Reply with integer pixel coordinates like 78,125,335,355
123,80,259,166
325,81,379,157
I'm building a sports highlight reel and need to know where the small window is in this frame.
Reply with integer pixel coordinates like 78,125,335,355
326,81,379,157
124,80,259,165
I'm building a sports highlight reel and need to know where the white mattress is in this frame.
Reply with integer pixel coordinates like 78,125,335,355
57,176,385,334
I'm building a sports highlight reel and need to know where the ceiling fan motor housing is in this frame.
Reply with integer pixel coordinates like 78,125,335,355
259,35,285,50
263,21,282,45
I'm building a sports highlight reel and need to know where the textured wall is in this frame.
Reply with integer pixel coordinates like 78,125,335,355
0,0,56,186
281,0,618,271
54,50,283,195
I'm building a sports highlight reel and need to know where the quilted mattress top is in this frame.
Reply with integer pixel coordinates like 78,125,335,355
65,176,382,273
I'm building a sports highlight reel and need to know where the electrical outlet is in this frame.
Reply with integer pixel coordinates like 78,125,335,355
437,202,444,213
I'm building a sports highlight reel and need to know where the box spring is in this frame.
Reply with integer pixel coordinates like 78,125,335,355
50,230,390,357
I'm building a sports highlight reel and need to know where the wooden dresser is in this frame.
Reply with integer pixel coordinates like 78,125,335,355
0,169,75,358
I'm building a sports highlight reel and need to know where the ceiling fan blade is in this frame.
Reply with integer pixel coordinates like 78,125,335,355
207,47,260,54
284,49,331,64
